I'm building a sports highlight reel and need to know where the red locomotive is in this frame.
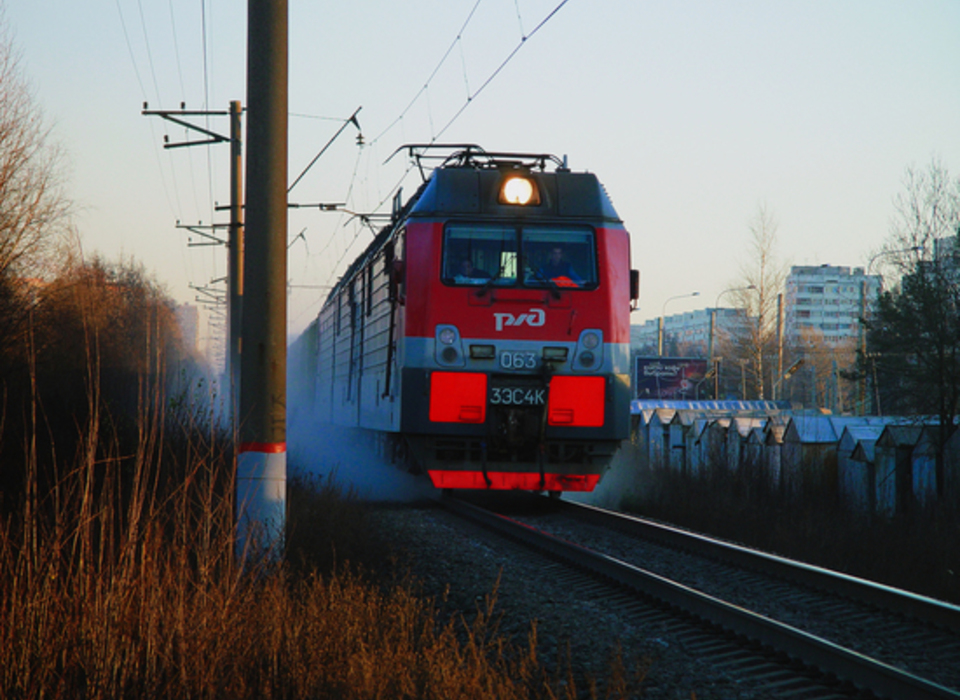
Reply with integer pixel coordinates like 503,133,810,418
292,146,638,492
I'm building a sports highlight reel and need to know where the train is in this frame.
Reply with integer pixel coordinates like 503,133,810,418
290,145,638,493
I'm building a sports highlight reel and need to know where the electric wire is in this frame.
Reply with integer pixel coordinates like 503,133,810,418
290,112,354,122
116,0,180,222
315,146,373,293
137,0,164,109
432,0,571,143
164,1,205,226
167,0,187,98
364,0,573,222
289,109,362,194
133,0,572,340
115,0,147,99
513,0,527,39
134,0,190,227
458,37,471,104
200,0,219,281
307,0,575,315
368,0,483,147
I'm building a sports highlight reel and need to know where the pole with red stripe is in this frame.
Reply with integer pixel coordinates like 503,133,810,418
237,0,287,560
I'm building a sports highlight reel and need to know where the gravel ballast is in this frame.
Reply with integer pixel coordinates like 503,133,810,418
371,504,783,699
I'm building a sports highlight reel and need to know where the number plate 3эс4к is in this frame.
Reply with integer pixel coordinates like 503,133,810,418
489,385,546,406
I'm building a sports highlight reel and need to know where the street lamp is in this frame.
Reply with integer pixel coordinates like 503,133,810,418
773,358,804,401
658,291,699,356
709,285,756,397
694,366,716,400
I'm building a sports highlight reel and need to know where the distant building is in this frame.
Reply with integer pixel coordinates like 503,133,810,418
784,265,881,346
631,307,752,357
932,234,960,284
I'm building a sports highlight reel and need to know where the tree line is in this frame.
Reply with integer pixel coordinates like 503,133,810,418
0,20,203,511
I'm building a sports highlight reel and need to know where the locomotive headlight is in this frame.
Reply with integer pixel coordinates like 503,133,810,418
573,329,603,372
581,332,601,350
499,175,540,206
438,327,457,345
436,325,465,368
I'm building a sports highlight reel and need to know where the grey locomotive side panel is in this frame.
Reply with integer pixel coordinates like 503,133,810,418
357,257,399,431
315,309,336,423
315,246,402,432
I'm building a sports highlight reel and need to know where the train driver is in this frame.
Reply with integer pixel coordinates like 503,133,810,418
455,258,492,284
537,246,582,287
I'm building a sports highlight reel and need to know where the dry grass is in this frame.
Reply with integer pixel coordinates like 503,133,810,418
3,380,631,700
0,432,570,700
0,322,641,698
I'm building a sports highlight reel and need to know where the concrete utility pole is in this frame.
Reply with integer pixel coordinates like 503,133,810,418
141,103,244,401
237,0,288,559
228,100,244,407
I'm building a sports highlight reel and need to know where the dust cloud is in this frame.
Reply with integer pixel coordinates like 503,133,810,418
564,439,647,510
285,355,434,503
287,418,433,502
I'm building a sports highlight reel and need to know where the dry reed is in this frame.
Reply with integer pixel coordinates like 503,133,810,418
0,368,582,700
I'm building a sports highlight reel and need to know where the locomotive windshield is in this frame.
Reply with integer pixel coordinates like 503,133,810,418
442,224,597,289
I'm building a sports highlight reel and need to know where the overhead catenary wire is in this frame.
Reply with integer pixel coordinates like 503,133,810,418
513,0,527,39
136,0,164,109
124,0,232,345
126,0,575,342
117,0,194,294
199,0,220,284
368,0,483,147
361,0,574,223
115,0,147,99
289,107,362,194
432,0,571,143
306,0,575,312
165,0,206,220
167,0,187,99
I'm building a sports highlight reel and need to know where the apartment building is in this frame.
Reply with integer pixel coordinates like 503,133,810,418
784,265,881,346
631,307,752,356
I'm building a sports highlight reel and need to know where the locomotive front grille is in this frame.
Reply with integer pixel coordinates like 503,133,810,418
423,435,617,467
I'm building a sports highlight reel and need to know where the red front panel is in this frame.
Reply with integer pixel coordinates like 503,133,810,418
427,470,601,491
548,375,605,427
429,371,487,423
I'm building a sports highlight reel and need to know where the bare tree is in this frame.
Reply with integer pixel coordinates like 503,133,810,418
864,159,959,285
788,326,856,410
726,203,788,399
0,16,71,370
864,160,960,498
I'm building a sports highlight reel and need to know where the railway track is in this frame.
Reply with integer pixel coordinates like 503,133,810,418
442,494,960,699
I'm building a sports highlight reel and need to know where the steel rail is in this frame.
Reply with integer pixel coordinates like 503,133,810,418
562,500,960,633
444,496,960,700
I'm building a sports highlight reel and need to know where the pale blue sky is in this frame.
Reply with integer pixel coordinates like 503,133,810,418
6,1,960,342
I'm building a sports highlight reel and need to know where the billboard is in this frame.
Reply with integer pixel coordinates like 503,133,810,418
634,356,709,400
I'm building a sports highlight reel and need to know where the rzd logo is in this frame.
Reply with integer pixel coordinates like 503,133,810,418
494,308,545,332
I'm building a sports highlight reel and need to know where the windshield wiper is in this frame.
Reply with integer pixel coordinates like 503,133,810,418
526,267,562,300
477,266,504,297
